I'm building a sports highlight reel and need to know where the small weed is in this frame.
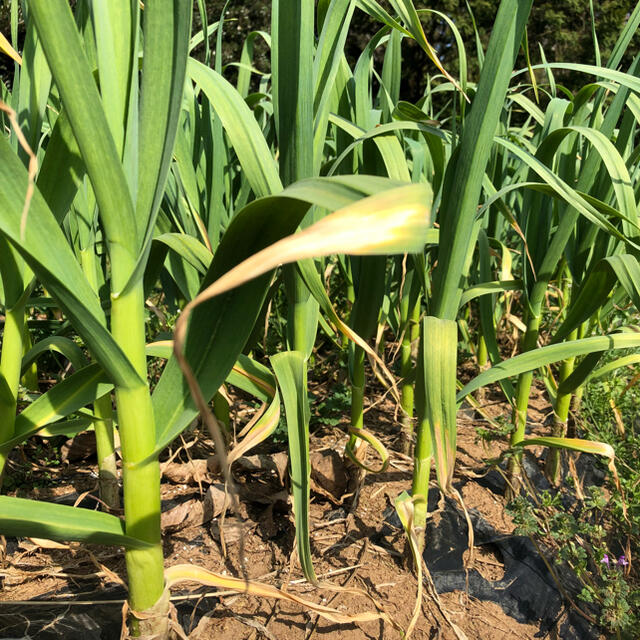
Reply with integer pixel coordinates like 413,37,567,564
505,358,640,638
475,414,514,445
507,486,639,636
310,383,350,428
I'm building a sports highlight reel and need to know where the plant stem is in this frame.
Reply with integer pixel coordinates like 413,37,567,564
508,282,545,495
21,312,39,391
411,412,432,550
110,280,165,627
349,345,365,434
545,339,576,485
213,390,231,436
400,296,420,455
569,320,589,423
546,267,577,484
81,246,119,510
0,301,25,479
93,392,119,510
284,265,318,358
475,332,490,405
477,331,488,367
412,325,432,550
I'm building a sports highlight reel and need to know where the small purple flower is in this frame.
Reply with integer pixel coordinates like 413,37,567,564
618,555,628,567
601,554,610,565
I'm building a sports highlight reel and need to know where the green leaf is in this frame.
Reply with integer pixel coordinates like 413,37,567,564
514,436,614,462
312,0,356,168
21,336,88,375
0,29,21,64
154,234,213,276
432,0,533,319
120,0,194,295
226,355,281,467
0,136,141,389
5,363,113,451
459,279,522,308
420,317,458,493
272,0,313,185
38,417,97,440
152,176,426,452
554,255,640,342
0,496,151,549
137,0,192,231
458,332,640,400
271,351,316,583
187,58,282,199
588,353,640,384
226,354,277,404
556,352,604,396
522,63,640,95
387,0,460,89
152,194,311,452
29,0,138,261
36,109,85,223
475,230,515,400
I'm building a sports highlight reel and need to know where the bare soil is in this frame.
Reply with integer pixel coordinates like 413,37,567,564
0,382,602,639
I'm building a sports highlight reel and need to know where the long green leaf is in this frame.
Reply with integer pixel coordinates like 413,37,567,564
421,317,457,492
432,0,533,319
554,254,640,341
188,58,282,199
0,137,141,388
154,234,213,276
0,496,151,549
153,178,430,453
21,336,88,375
271,351,316,583
458,332,640,400
6,364,113,451
29,0,138,263
137,0,192,235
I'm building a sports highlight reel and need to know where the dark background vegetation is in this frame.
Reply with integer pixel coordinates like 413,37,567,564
2,1,638,100
194,0,639,100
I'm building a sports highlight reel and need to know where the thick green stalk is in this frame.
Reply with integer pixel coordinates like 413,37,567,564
273,0,318,360
340,260,355,351
412,322,432,548
349,345,365,433
418,0,532,508
111,279,164,622
569,320,589,420
347,256,386,454
475,332,490,405
545,269,576,484
411,412,431,549
507,295,543,492
0,301,25,477
21,314,39,391
93,393,119,510
477,333,488,368
400,296,420,455
284,266,319,357
571,384,585,419
81,246,119,510
545,328,577,485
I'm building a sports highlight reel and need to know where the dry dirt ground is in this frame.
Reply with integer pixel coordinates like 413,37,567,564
0,383,603,640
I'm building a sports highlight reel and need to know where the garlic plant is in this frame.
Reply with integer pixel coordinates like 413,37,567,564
1,1,640,637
